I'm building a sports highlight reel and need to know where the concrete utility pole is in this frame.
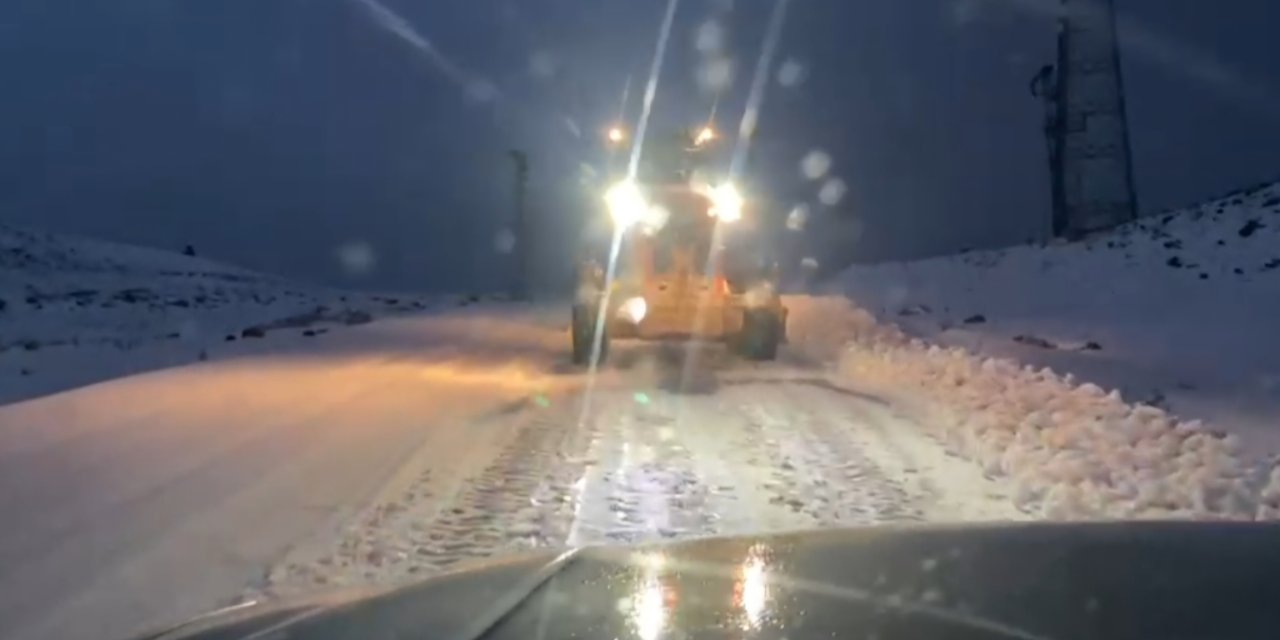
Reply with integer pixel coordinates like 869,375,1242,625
1033,0,1139,238
508,149,529,300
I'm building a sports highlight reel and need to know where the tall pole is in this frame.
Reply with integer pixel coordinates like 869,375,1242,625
1055,0,1139,236
508,149,529,300
1030,61,1067,236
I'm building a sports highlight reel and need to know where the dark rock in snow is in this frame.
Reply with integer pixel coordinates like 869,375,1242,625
22,340,40,352
1166,256,1183,268
1143,389,1169,409
241,327,266,339
20,368,32,376
1199,273,1209,280
115,288,154,303
225,335,237,342
1239,219,1263,238
343,310,373,326
898,304,932,317
1217,240,1226,246
1081,341,1103,351
1234,268,1244,275
1162,240,1182,250
1013,334,1057,350
962,314,987,325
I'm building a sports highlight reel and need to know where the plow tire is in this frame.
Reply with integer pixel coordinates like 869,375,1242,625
738,308,781,361
572,304,609,365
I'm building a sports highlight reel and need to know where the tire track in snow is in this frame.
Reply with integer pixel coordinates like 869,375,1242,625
258,394,601,595
259,375,1018,599
723,382,926,526
780,382,1026,522
565,390,721,546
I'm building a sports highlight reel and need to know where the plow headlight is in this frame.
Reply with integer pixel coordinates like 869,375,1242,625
693,126,716,146
605,180,648,228
709,182,743,223
619,296,647,324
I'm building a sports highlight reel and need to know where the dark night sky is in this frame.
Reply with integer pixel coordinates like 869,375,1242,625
1,0,1278,291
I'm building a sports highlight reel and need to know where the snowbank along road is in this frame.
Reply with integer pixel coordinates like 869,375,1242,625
830,180,1280,458
0,301,1019,640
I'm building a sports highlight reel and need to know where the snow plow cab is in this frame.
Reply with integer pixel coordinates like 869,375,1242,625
572,181,787,365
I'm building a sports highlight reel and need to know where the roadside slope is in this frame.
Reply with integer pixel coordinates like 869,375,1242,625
826,181,1280,455
0,224,435,403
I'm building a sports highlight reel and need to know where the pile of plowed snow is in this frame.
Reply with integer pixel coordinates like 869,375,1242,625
786,297,1280,520
0,224,434,402
823,181,1280,458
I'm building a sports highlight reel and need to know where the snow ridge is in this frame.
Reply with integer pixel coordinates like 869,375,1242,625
789,298,1280,521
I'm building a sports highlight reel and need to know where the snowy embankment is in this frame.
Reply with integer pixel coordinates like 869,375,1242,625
789,180,1280,520
788,297,1280,520
823,181,1280,453
0,225,443,403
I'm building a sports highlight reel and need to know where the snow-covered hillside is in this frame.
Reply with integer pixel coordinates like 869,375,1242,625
0,225,436,403
826,180,1280,457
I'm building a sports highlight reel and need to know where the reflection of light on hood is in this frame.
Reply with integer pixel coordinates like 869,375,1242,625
736,545,771,630
630,553,668,640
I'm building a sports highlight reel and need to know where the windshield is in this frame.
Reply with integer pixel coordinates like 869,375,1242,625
3,1,1280,639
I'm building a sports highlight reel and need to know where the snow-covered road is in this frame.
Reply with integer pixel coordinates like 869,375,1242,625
0,305,1017,640
259,375,1019,602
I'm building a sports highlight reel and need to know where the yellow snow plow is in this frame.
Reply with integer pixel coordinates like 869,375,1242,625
571,181,787,365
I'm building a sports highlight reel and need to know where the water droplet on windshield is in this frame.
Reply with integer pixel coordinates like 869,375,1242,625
336,242,377,275
777,58,806,87
801,150,831,180
529,51,556,78
952,0,983,26
465,80,498,103
786,205,809,231
818,178,847,205
697,57,735,92
695,20,725,53
494,228,516,254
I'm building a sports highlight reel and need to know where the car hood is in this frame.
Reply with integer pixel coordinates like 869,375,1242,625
139,521,1280,640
